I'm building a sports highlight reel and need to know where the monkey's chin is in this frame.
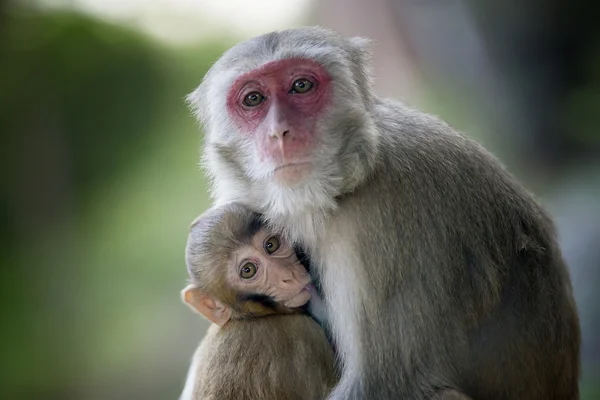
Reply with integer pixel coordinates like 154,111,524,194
272,162,312,187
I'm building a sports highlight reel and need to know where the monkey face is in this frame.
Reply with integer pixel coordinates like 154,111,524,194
224,58,333,186
183,206,314,326
230,228,312,308
188,28,379,229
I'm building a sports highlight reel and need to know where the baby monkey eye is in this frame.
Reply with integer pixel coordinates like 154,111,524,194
290,79,313,94
264,236,281,254
240,262,257,279
243,91,265,107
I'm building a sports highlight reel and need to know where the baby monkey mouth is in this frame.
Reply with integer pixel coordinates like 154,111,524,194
284,283,314,308
303,283,317,295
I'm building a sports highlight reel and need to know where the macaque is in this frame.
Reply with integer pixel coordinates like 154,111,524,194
179,203,338,400
187,27,581,399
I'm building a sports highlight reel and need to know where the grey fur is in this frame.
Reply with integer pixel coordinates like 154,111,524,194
188,26,581,400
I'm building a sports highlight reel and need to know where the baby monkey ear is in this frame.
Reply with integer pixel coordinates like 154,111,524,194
181,285,232,327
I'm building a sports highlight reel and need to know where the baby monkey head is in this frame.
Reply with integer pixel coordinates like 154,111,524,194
182,202,313,326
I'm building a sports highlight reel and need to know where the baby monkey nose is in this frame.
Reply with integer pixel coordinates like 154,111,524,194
281,266,299,284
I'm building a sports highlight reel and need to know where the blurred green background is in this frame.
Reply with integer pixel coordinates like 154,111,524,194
1,1,598,399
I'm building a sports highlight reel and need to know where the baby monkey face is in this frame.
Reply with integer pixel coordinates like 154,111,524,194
230,228,312,308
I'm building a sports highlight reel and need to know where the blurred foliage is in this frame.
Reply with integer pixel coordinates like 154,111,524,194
0,5,231,399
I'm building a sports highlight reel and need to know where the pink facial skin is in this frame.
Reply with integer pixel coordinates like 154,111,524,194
226,58,332,181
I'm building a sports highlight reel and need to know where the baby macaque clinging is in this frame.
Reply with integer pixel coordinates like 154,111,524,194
187,27,580,399
179,203,338,400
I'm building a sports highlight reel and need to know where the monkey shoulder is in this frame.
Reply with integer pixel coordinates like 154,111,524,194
374,99,499,174
336,99,557,266
368,99,545,217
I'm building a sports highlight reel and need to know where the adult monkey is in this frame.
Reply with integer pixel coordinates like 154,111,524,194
187,27,580,399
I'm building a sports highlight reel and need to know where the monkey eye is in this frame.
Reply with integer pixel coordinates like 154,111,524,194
264,236,281,254
240,262,257,279
290,79,313,94
243,91,265,107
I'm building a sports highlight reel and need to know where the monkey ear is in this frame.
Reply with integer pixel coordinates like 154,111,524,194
181,285,233,327
348,36,374,85
348,36,373,52
185,82,209,124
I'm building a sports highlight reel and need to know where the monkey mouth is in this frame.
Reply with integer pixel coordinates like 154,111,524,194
298,283,316,301
284,285,313,308
303,283,316,295
271,162,312,185
272,161,311,173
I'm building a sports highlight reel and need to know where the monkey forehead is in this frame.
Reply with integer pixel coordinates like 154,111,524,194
214,26,351,75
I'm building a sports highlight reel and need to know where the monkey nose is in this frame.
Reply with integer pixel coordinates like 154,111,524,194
281,270,296,285
270,129,290,140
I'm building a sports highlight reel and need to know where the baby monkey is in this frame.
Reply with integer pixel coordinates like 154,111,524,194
179,203,338,400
